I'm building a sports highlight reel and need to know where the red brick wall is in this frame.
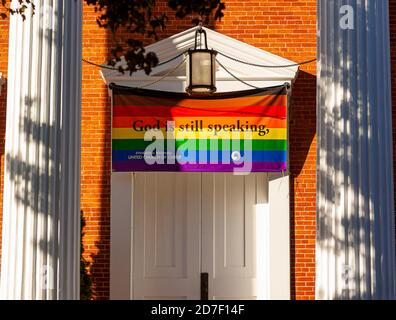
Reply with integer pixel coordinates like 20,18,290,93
81,4,111,300
81,0,317,300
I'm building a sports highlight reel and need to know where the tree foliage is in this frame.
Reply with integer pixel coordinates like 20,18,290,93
1,0,225,74
0,0,34,19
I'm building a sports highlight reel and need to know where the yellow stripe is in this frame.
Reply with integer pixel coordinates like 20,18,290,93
112,128,287,140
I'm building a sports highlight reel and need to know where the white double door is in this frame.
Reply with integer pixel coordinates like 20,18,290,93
132,172,270,300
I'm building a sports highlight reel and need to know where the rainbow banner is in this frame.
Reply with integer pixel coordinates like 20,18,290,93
111,85,288,172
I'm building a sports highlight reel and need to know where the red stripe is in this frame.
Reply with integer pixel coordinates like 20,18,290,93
113,105,287,118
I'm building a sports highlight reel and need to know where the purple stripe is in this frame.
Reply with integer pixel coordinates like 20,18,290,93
112,161,287,172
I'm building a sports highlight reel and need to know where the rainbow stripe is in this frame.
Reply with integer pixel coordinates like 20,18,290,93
112,89,288,172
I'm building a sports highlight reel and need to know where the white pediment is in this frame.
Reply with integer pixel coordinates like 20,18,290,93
101,27,299,91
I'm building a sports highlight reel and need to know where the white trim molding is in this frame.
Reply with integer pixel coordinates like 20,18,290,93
110,173,290,300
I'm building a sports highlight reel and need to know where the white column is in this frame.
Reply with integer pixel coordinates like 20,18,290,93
317,0,396,299
0,0,82,300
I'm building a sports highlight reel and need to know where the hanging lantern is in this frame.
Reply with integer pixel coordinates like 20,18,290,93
186,28,217,94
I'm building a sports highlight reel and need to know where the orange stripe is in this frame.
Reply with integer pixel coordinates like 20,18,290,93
113,117,286,129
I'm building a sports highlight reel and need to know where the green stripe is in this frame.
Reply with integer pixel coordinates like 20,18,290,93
112,139,287,151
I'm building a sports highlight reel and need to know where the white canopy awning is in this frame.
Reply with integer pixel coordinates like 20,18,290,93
101,27,299,92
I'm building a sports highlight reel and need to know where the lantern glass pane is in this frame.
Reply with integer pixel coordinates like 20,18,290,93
191,51,212,89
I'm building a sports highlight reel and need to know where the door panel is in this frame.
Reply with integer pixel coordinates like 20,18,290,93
133,172,269,300
133,173,201,300
202,173,268,300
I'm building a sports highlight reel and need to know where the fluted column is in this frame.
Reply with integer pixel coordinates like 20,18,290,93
317,0,396,299
0,0,82,299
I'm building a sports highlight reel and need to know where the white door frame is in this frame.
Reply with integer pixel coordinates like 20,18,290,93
109,79,290,300
110,172,290,300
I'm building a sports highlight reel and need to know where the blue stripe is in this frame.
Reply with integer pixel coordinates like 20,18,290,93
112,149,287,163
